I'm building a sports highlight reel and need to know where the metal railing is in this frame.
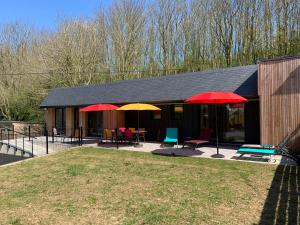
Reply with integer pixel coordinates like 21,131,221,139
0,126,37,157
0,123,88,158
50,127,83,146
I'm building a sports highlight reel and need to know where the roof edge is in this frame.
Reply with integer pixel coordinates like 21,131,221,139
258,55,300,63
50,64,257,91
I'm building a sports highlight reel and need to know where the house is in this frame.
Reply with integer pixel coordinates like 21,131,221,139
41,56,300,151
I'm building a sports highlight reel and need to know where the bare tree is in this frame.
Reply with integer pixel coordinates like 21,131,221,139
42,19,105,86
108,0,146,79
0,0,300,121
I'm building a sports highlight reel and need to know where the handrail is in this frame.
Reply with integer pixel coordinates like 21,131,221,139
0,126,39,157
0,126,38,139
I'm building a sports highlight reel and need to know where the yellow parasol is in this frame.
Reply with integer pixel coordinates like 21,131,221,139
117,103,161,111
117,103,161,146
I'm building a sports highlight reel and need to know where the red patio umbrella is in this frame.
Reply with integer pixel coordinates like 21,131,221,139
80,104,118,112
185,92,248,158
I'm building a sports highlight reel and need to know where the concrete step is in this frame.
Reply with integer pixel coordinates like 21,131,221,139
0,141,33,157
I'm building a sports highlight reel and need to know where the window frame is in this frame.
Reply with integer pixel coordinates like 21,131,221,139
170,104,184,120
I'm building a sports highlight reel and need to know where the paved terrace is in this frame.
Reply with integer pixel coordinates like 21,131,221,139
0,136,78,157
0,137,296,165
83,140,296,165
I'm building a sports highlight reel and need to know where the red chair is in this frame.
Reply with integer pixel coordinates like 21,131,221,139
119,127,126,133
124,129,134,142
182,128,213,150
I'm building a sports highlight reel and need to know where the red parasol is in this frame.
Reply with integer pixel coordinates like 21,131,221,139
80,104,118,112
185,92,248,104
185,92,248,158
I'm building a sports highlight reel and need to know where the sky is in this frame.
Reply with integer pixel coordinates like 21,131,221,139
0,0,112,31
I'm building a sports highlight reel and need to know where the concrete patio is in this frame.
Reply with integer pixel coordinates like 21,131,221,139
0,136,78,157
83,140,295,165
0,136,296,166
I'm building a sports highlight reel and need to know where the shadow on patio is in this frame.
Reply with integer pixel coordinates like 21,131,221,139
258,165,299,225
151,148,205,157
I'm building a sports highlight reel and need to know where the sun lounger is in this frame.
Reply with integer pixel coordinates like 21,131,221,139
237,134,296,162
241,144,275,149
182,128,212,150
237,148,277,155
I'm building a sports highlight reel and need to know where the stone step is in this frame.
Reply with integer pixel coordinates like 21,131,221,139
0,141,33,157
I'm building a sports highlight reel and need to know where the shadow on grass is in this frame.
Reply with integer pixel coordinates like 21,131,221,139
0,153,25,166
258,165,299,225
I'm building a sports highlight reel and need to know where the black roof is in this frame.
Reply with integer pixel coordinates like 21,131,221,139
41,65,258,107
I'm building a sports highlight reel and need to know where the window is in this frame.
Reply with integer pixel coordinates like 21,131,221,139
55,108,66,134
200,105,210,129
222,104,245,142
171,104,183,120
151,110,161,120
88,111,103,136
74,107,79,129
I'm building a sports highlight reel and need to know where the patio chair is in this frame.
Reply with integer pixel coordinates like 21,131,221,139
139,128,146,142
103,129,114,143
52,127,64,142
128,128,136,133
237,133,300,164
72,128,80,143
119,127,126,133
182,128,213,150
237,134,291,156
116,128,125,143
163,128,178,148
124,129,134,143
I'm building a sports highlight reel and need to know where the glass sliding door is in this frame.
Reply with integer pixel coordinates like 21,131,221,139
222,104,245,142
87,111,103,136
74,107,79,129
200,105,210,129
199,104,245,143
55,108,66,134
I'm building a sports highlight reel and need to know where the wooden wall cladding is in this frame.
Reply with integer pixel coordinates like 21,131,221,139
258,57,300,151
103,111,125,129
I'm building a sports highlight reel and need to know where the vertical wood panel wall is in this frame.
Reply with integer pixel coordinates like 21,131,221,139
79,111,88,137
65,107,74,136
103,111,125,129
258,57,300,151
46,108,55,135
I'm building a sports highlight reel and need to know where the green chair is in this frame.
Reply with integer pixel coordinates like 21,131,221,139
163,128,178,148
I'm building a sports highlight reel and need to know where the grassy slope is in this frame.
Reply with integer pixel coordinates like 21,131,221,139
0,148,277,225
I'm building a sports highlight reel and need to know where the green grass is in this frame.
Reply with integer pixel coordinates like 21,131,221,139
0,147,281,224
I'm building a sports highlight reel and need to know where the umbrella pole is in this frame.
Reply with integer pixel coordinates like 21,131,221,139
137,111,140,143
212,104,224,158
135,110,142,147
215,105,219,154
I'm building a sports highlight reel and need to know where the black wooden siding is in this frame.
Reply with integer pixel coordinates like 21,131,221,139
125,102,260,144
244,100,260,144
125,104,199,142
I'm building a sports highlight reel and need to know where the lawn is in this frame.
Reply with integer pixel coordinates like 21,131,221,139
0,147,293,225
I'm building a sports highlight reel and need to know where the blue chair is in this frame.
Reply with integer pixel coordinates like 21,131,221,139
163,128,178,148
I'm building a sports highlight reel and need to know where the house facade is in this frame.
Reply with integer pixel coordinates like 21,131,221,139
41,57,300,151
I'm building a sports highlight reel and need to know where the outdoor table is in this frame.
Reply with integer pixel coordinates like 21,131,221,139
131,130,147,134
109,129,125,148
131,130,147,145
131,130,147,138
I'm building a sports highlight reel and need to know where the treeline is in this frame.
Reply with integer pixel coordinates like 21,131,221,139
0,0,299,122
